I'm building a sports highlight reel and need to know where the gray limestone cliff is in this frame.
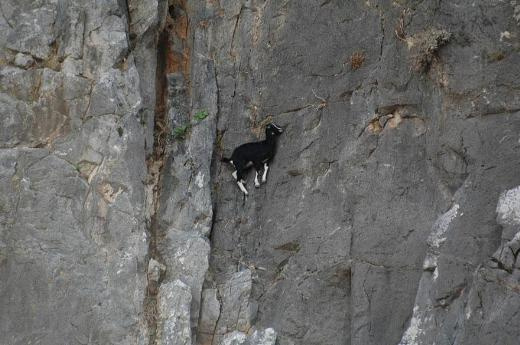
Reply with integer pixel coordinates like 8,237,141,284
1,1,520,345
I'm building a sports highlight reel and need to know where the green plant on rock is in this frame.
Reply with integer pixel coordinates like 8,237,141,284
172,124,191,140
171,109,210,141
194,109,209,122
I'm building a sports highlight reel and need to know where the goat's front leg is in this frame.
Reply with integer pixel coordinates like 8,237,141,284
254,171,260,188
262,163,269,183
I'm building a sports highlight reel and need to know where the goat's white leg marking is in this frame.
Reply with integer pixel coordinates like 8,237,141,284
254,171,260,187
262,163,269,183
232,171,237,180
237,180,248,195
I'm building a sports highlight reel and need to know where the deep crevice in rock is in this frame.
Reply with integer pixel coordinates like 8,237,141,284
143,9,172,345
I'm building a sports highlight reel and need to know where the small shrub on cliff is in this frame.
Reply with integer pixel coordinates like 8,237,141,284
394,8,409,41
350,51,365,70
407,28,451,73
487,51,505,63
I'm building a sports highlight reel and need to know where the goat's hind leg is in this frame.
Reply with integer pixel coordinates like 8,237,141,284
254,162,263,188
237,181,248,195
229,160,238,180
236,170,249,196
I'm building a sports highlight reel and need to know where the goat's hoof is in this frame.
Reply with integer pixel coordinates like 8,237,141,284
255,183,260,188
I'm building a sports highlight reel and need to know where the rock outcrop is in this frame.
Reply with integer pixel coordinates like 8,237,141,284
1,1,520,345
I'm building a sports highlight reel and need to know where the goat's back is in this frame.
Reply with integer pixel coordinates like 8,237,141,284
231,141,273,162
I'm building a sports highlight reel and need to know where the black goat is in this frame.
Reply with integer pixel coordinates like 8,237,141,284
221,123,284,195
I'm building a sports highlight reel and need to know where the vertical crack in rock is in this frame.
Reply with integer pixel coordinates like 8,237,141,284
230,5,244,56
121,0,137,52
378,6,385,62
143,6,171,344
143,1,215,344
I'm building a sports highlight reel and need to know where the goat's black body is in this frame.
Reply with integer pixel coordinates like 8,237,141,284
222,123,283,195
228,140,275,169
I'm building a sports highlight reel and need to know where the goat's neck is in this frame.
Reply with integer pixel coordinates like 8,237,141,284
265,135,277,146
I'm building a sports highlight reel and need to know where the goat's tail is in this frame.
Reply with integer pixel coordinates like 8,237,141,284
220,157,232,163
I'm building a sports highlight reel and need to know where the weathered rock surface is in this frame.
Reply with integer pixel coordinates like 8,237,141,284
198,288,221,345
2,0,520,345
219,328,276,345
0,0,156,344
196,1,520,345
157,280,192,345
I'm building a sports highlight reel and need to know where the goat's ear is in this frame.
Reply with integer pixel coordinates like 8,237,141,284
270,123,283,132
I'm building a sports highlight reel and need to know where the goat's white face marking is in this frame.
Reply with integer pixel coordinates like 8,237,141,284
232,171,237,180
255,171,260,187
262,163,269,183
237,180,248,195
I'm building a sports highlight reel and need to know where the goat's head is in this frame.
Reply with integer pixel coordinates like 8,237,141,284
265,123,284,137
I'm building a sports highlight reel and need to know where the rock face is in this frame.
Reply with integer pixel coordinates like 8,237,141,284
194,1,520,344
1,1,520,345
0,0,156,344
